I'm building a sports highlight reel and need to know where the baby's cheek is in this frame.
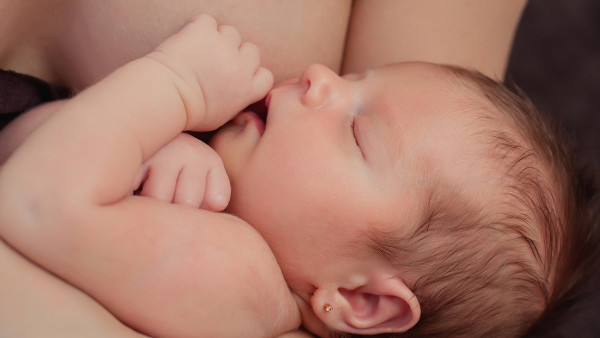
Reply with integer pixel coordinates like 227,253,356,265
210,129,248,171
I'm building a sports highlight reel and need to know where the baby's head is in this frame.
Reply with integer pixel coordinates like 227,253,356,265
210,62,590,336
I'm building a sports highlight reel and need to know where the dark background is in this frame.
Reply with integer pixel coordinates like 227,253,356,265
506,0,600,336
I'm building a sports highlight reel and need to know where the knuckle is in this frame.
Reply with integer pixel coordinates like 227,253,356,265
178,194,201,208
241,42,259,54
192,14,216,25
142,190,171,203
219,24,237,34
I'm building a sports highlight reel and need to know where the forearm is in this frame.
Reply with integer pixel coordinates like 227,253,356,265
40,197,298,336
0,58,191,269
0,239,147,338
0,57,194,211
1,186,298,336
343,0,527,80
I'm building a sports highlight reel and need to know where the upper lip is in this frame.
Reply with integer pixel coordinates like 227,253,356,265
261,96,269,124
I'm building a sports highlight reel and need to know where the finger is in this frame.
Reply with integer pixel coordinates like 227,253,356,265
189,14,217,30
250,67,274,103
219,24,242,48
200,165,231,212
139,166,178,203
239,42,261,70
132,164,149,192
173,165,206,208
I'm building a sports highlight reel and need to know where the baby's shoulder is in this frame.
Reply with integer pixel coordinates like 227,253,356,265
188,211,301,335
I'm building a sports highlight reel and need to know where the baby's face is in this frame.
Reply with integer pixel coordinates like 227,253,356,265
211,63,496,291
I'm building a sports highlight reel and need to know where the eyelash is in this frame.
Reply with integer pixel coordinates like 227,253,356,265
351,119,359,147
351,119,365,159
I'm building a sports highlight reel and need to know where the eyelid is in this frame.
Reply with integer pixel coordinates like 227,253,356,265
351,118,366,159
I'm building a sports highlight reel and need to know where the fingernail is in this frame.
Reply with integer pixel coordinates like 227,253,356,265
211,190,229,211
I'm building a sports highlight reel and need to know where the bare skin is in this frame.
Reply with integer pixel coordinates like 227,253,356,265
1,0,351,88
0,238,147,338
1,0,525,88
0,1,527,336
344,0,527,79
0,16,300,337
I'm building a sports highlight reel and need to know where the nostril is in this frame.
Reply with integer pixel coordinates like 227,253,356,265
304,78,311,91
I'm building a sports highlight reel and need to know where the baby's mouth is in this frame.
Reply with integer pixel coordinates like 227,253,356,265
199,98,268,144
245,97,268,124
230,110,265,136
202,96,269,144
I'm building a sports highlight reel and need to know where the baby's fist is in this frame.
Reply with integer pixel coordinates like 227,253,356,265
149,15,273,131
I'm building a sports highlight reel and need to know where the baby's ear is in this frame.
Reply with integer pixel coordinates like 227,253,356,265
311,276,420,335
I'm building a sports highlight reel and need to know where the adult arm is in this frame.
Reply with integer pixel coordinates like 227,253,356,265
343,0,527,80
0,239,147,338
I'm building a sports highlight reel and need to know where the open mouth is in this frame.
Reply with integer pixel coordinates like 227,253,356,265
245,97,268,124
231,110,265,136
192,97,269,143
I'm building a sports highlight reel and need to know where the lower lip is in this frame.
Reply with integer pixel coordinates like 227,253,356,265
234,111,265,136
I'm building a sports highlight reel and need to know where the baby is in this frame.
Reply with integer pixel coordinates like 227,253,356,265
0,15,591,338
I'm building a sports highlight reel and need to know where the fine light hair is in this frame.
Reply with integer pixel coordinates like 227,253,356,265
334,65,599,338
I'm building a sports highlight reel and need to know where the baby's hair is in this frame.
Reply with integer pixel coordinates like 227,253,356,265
448,66,600,337
332,65,600,337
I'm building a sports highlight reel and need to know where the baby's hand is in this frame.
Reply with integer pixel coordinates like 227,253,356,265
133,133,230,211
148,14,273,131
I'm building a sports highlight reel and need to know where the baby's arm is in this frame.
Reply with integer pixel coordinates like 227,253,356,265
0,100,65,164
0,15,298,337
1,103,229,211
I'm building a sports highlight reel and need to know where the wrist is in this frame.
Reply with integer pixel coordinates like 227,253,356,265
143,52,208,131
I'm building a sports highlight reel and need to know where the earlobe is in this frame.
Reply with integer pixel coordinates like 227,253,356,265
312,276,420,335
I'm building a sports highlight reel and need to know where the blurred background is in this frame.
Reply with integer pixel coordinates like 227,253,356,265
506,0,600,336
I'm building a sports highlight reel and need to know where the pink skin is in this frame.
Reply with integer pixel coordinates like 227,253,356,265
231,111,266,136
210,62,499,329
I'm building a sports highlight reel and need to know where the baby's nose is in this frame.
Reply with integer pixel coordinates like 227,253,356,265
299,64,340,109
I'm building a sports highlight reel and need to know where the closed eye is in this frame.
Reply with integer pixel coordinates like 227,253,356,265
351,118,366,159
